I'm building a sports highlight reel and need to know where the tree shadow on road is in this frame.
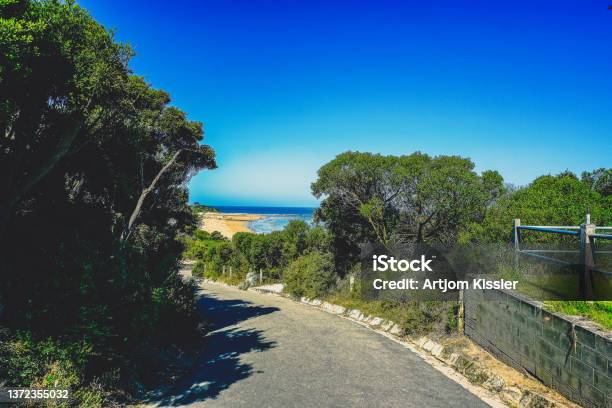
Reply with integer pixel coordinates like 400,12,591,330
147,291,279,406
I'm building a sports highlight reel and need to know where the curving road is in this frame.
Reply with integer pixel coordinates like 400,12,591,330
149,279,492,408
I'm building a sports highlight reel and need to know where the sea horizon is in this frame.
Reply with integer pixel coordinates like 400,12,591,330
212,205,316,216
208,205,316,234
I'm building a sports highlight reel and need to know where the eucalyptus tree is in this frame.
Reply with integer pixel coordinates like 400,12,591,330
582,168,612,197
0,0,131,238
392,155,505,244
464,171,612,243
0,0,216,394
312,151,504,273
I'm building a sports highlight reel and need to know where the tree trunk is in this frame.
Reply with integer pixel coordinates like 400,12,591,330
120,149,183,243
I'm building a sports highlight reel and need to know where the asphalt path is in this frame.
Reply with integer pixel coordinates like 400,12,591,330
149,280,491,408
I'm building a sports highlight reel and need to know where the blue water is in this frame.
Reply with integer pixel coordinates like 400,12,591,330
213,206,316,234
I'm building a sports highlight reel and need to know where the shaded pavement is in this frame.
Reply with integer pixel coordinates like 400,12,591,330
147,281,491,407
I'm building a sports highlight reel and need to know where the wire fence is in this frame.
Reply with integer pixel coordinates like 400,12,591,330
512,214,612,299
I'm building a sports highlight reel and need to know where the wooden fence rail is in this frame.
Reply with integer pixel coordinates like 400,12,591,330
512,214,612,299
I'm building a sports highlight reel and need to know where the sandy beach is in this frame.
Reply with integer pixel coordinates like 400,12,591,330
199,212,264,239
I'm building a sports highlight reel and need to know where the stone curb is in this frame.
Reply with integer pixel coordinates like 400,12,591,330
249,287,280,295
197,277,564,408
298,296,563,408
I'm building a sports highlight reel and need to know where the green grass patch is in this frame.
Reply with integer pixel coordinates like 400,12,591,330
324,292,459,336
544,301,612,330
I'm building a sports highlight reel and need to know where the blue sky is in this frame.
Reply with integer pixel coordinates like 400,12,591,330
80,1,612,207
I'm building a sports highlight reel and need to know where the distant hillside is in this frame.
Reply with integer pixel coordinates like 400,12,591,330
191,203,219,212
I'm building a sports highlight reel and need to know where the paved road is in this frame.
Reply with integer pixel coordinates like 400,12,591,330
150,281,491,408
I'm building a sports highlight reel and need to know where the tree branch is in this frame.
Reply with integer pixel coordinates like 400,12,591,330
121,149,183,243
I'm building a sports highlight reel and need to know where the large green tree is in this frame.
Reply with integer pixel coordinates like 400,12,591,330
582,168,612,197
311,151,504,273
462,171,612,243
0,1,216,401
0,0,130,237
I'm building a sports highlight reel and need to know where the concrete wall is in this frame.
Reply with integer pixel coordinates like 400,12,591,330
464,288,612,408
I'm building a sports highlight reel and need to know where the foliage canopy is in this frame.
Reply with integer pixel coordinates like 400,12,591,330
0,1,216,403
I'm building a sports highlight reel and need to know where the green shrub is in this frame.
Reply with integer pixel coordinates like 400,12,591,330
401,301,458,335
0,329,110,407
71,385,106,408
194,230,212,240
192,260,207,278
284,252,336,299
210,231,226,241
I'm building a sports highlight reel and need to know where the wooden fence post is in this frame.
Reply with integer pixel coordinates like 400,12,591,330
259,268,263,284
512,219,521,269
579,221,595,300
458,288,464,334
229,266,232,278
512,219,521,248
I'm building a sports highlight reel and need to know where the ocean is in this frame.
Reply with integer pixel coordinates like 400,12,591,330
213,206,316,234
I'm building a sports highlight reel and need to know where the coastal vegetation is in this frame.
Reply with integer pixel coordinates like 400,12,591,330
311,151,506,271
283,252,336,299
1,1,215,405
1,2,610,405
460,169,612,244
188,155,612,331
191,202,219,213
190,219,332,287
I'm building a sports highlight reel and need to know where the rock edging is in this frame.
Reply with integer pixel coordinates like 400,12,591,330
196,277,565,408
298,296,565,408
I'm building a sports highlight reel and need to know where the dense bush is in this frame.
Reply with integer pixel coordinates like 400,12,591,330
187,220,333,284
326,273,460,336
284,252,336,299
460,171,612,244
0,328,106,406
0,1,215,405
183,229,228,260
311,151,505,275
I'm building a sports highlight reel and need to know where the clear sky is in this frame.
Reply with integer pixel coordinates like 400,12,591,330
79,0,612,207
